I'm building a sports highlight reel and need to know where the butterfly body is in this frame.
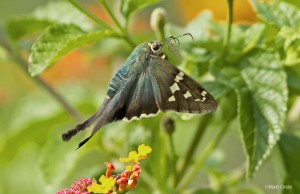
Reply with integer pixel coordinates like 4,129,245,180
63,41,217,148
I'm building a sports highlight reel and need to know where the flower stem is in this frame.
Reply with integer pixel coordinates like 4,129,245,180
176,120,230,191
69,0,136,48
168,134,176,165
175,114,212,184
140,169,157,190
67,0,112,30
17,56,82,121
1,37,82,121
121,35,136,48
223,0,234,51
97,0,136,48
99,0,123,32
168,133,176,187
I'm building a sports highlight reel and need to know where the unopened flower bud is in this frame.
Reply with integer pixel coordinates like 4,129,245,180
121,170,130,178
116,177,128,185
150,7,166,39
130,170,141,179
132,163,140,172
161,116,175,134
105,162,115,177
127,179,138,189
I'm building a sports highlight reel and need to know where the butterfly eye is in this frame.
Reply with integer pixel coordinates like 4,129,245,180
150,42,162,54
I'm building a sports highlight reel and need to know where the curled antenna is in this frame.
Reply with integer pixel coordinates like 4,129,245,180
160,33,194,51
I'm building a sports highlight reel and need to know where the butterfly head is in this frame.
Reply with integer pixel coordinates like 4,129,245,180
148,41,163,56
147,33,194,56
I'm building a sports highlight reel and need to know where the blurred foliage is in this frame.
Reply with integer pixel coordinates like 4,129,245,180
0,0,300,194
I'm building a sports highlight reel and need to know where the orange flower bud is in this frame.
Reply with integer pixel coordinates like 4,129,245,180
121,170,130,178
132,163,140,172
130,170,141,180
127,179,138,189
105,162,115,177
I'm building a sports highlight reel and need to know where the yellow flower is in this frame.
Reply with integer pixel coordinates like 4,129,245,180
87,175,116,194
119,144,152,163
125,165,132,171
138,144,152,159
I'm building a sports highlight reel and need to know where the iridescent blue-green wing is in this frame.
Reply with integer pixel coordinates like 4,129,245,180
119,71,159,120
63,65,160,148
62,60,138,142
96,65,160,122
75,67,160,148
149,56,218,114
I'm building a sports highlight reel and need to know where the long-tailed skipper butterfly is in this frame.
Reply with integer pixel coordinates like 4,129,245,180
62,34,218,149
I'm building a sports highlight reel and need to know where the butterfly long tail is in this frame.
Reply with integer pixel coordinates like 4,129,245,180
62,110,102,141
64,98,118,149
76,135,93,150
75,111,112,149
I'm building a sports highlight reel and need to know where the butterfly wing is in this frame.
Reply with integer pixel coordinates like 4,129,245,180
68,64,161,148
149,56,218,114
64,50,217,149
105,70,159,122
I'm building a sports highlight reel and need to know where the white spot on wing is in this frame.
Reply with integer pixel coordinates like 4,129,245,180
170,83,180,94
175,71,184,82
195,90,208,102
106,95,111,99
168,95,175,102
140,113,158,118
201,91,207,96
183,91,192,99
195,97,206,102
131,116,138,120
123,111,160,122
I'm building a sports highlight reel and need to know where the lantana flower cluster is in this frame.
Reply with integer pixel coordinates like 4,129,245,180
57,144,152,194
57,178,96,194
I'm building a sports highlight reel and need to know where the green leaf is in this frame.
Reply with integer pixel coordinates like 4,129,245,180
182,40,222,64
6,17,52,41
278,28,300,66
213,50,288,177
283,0,300,9
31,1,93,31
250,0,300,30
242,24,265,54
1,91,68,162
202,81,231,100
239,50,288,177
39,134,110,191
0,83,100,162
286,65,300,94
0,45,9,61
166,12,215,43
120,0,159,18
6,1,93,40
166,12,224,76
279,133,300,194
212,66,246,90
29,24,114,76
192,188,217,194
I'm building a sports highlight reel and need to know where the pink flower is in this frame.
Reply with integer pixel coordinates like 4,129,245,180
58,144,152,194
56,178,95,194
